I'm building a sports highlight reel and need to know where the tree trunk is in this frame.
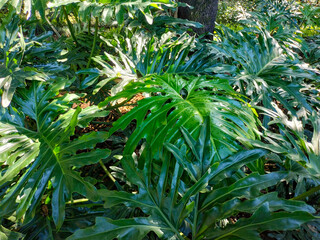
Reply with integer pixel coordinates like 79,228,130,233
178,0,219,35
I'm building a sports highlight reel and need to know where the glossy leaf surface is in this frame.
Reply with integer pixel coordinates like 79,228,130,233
0,79,110,228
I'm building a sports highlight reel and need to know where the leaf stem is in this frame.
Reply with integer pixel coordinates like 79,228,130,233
88,15,91,34
66,198,89,204
99,160,123,190
156,206,187,240
45,15,61,38
192,194,199,238
99,159,116,183
62,6,78,46
144,178,186,240
4,51,8,68
18,26,25,66
291,184,320,201
86,17,99,69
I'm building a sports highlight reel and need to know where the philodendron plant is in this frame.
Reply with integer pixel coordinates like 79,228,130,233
68,119,316,240
99,74,259,160
0,78,110,228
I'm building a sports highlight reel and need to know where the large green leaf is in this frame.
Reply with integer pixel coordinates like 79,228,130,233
48,0,176,24
0,79,110,228
246,105,320,193
0,17,69,107
200,192,315,227
67,217,169,240
78,149,270,239
1,0,175,23
205,203,316,240
0,17,48,107
68,120,314,240
0,225,24,240
200,172,287,210
99,74,258,158
211,27,318,119
80,32,212,94
0,0,47,19
0,64,47,107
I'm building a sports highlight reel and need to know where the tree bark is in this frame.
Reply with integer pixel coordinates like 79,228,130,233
178,0,219,35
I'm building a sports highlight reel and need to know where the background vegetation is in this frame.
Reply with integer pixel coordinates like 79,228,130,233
0,0,320,239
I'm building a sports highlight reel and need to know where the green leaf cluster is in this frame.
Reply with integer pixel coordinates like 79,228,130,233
0,0,320,239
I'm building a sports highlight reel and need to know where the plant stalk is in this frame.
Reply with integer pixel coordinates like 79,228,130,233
18,26,25,66
155,205,186,240
4,51,8,68
192,194,199,238
88,15,91,33
99,159,116,183
62,6,78,46
66,198,89,204
45,15,61,38
99,160,123,190
291,185,320,201
86,17,99,69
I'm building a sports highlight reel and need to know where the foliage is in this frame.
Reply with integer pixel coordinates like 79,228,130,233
79,32,212,95
1,0,320,239
211,26,318,127
298,3,320,30
245,104,320,197
99,74,258,158
216,0,258,27
256,0,300,26
68,120,315,240
0,225,24,240
0,0,176,23
304,35,320,69
0,17,47,107
0,78,109,228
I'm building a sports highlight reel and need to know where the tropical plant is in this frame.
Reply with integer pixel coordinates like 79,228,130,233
304,35,320,69
245,104,320,198
0,16,47,107
129,13,204,36
0,78,110,228
256,0,300,28
78,32,212,95
298,3,320,30
211,26,318,126
238,10,307,56
265,219,320,240
68,119,316,240
1,0,320,238
216,0,258,26
99,74,259,158
0,225,23,239
49,0,176,24
0,13,72,107
0,0,176,22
